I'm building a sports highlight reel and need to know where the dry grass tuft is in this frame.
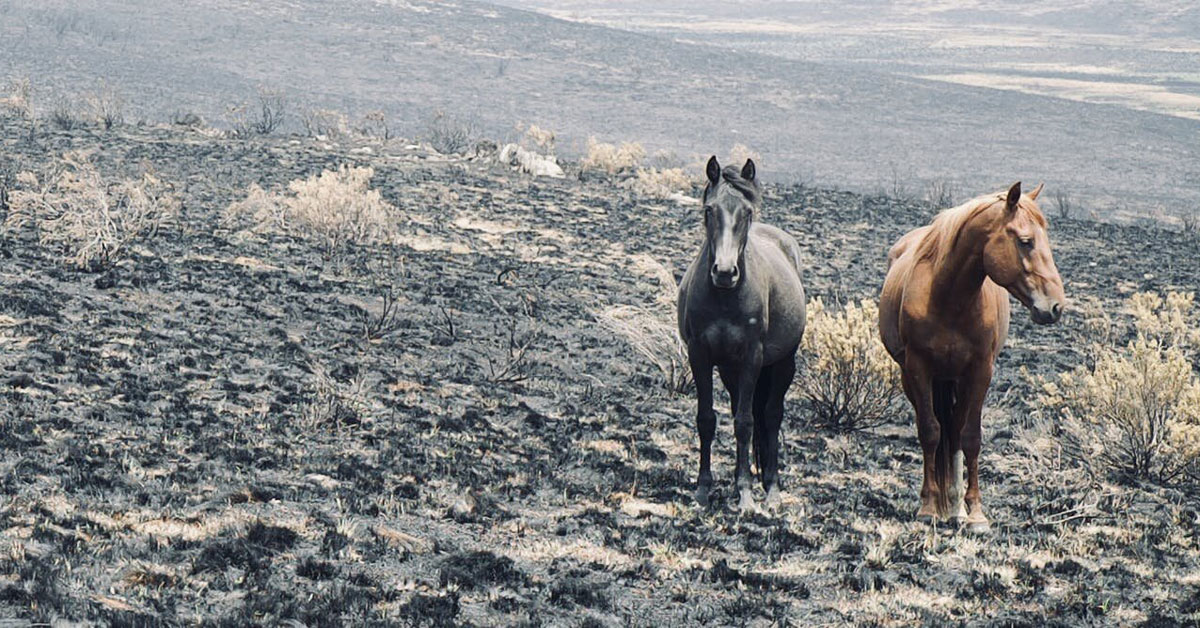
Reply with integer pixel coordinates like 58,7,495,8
5,151,177,269
223,165,396,255
595,257,691,394
624,167,693,200
1,77,32,119
794,298,904,431
1032,291,1200,484
581,138,645,175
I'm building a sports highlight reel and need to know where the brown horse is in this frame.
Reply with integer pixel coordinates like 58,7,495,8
879,182,1064,533
678,156,807,512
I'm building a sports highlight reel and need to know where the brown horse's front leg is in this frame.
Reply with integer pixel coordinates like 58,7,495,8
733,345,763,512
901,354,941,522
689,347,716,507
958,363,994,534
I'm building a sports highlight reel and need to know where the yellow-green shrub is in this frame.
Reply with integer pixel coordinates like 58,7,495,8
795,298,904,431
1033,291,1200,484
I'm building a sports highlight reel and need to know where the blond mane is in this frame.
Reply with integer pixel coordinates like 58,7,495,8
913,191,1047,267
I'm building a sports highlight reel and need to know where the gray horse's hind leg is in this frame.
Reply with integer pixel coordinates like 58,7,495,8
752,364,773,491
761,353,796,511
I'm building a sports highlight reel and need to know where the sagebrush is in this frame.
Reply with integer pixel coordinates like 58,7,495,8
4,151,177,269
794,298,904,431
581,138,645,175
224,165,395,255
1032,291,1200,484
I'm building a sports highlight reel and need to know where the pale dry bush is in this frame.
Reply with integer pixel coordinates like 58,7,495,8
595,257,692,394
522,124,556,153
301,108,350,140
5,151,177,269
581,137,645,175
624,167,692,199
1,78,32,119
1032,291,1200,484
84,82,124,130
224,165,395,255
727,143,761,166
794,298,904,431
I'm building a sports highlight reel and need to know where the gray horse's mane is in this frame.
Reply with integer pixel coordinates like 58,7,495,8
704,165,760,206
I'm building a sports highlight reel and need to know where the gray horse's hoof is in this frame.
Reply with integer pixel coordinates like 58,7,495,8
737,488,757,513
695,486,712,508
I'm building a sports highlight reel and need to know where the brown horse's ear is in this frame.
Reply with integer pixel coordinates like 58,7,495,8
706,156,721,186
741,158,756,182
1028,182,1044,201
1006,181,1022,214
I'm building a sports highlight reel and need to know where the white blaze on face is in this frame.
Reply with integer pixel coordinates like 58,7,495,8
712,206,739,274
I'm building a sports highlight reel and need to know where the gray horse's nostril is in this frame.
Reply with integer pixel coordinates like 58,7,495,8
711,264,720,276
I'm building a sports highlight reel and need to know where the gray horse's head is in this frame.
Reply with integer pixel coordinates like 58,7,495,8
702,155,760,290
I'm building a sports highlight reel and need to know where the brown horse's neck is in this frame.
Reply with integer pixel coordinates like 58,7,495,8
929,208,997,313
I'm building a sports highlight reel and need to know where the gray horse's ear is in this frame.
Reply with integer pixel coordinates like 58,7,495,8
741,158,756,182
1005,181,1021,213
706,156,721,185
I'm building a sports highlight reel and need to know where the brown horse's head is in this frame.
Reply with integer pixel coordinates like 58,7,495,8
702,156,760,290
982,182,1065,324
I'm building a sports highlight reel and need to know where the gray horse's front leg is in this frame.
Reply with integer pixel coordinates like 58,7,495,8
733,345,763,512
689,350,716,507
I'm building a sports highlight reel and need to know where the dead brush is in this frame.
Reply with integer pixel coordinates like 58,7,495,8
84,82,124,130
0,77,32,119
4,151,178,270
594,256,692,394
223,165,396,257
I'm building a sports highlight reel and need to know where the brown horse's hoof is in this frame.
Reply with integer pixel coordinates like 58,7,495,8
964,518,991,535
915,503,939,524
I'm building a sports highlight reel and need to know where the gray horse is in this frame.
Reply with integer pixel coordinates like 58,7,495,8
677,156,807,511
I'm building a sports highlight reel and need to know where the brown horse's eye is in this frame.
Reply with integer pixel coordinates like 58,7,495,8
1018,237,1034,250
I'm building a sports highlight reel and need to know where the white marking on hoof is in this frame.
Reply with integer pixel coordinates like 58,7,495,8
764,486,782,512
951,449,966,516
738,488,757,513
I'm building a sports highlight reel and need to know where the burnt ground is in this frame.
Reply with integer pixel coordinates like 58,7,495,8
0,116,1198,626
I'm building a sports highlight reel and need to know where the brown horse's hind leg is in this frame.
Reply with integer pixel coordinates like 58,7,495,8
901,354,945,522
958,363,994,534
761,353,796,511
690,349,717,508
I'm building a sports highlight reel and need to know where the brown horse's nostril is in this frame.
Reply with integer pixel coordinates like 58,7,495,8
1051,303,1063,320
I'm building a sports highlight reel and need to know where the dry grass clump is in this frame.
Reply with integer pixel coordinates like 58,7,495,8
794,298,904,431
301,108,350,140
1032,291,1200,484
624,167,693,200
224,165,396,255
1,77,32,119
520,124,556,153
4,151,177,269
581,138,645,175
595,257,692,394
426,110,476,155
84,82,124,130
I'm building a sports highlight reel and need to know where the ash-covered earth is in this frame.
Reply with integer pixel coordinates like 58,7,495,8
0,117,1198,626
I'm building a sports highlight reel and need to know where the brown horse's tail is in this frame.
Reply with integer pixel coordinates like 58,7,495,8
931,380,958,517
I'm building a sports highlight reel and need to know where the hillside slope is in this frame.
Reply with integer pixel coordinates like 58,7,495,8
1,0,1198,213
